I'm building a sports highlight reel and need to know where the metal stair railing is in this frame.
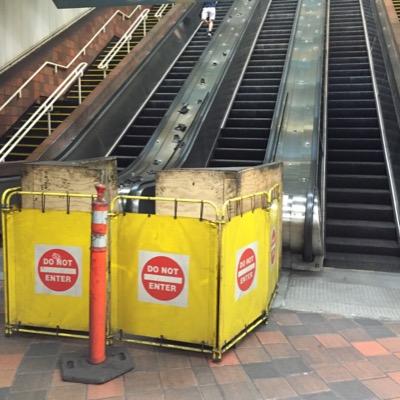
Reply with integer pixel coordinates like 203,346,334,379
98,3,172,77
0,5,142,114
97,9,150,77
0,62,87,162
155,4,170,18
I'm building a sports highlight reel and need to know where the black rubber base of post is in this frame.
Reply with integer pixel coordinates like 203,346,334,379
60,346,134,384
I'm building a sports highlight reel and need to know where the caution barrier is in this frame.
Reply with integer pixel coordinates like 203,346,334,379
1,185,281,359
1,188,93,337
110,186,281,360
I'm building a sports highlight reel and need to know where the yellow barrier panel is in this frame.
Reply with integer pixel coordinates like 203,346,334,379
110,213,219,348
4,208,91,333
219,208,270,348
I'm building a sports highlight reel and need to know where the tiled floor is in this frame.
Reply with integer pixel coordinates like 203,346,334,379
2,293,400,400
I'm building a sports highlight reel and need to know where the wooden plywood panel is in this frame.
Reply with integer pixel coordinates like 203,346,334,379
156,169,239,220
21,158,118,212
156,163,282,220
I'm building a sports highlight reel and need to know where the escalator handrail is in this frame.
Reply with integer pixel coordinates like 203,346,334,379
359,0,400,242
302,0,330,262
264,0,303,163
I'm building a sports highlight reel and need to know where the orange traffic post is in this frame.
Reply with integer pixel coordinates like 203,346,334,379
90,183,108,364
60,184,134,384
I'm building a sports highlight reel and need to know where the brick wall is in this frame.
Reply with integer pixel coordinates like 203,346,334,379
0,5,146,137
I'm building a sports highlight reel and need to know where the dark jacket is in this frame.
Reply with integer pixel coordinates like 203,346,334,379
203,0,217,7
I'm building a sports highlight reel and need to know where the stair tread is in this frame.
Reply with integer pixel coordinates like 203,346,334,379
328,187,389,193
327,219,395,228
326,236,399,248
327,202,393,210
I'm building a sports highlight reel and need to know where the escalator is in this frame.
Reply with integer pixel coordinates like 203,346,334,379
108,0,234,173
325,0,400,265
0,5,169,162
205,0,297,168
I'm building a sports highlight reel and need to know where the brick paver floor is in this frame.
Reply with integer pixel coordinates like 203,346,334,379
1,294,400,399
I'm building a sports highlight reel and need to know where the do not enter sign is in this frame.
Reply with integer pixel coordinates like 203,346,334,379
138,251,189,307
235,242,258,300
237,248,256,291
270,228,277,266
142,256,184,301
35,245,82,296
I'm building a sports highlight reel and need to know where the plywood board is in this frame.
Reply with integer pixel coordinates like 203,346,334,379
156,169,239,220
21,158,118,212
156,163,282,220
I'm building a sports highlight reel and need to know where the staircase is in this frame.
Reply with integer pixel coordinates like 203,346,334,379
325,0,400,268
0,5,170,162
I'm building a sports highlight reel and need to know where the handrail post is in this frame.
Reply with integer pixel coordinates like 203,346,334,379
78,76,82,105
143,17,147,36
54,65,58,74
47,112,52,136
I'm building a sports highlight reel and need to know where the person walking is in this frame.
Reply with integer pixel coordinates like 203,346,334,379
202,0,218,37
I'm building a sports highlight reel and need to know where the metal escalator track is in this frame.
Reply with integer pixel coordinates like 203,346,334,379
325,0,400,263
207,0,297,168
0,5,167,162
110,1,234,173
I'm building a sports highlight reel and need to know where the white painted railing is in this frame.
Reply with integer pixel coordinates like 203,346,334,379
0,63,87,162
155,4,170,18
97,9,150,77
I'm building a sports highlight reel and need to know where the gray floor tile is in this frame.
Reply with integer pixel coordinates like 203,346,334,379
271,357,312,376
362,324,396,339
0,388,9,400
354,318,383,327
164,387,202,400
329,380,377,400
303,391,342,400
329,318,358,331
7,391,47,400
198,385,224,400
11,372,52,392
243,362,279,379
17,356,57,373
25,342,61,357
220,381,262,400
298,312,326,324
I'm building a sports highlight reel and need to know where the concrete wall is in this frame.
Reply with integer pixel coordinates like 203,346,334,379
0,0,90,72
